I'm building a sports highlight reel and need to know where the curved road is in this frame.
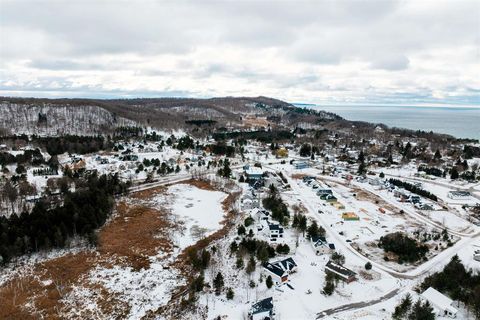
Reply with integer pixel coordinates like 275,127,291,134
280,169,480,318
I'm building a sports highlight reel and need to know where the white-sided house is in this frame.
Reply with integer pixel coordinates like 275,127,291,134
241,194,260,210
254,209,271,232
421,287,458,318
267,223,284,242
311,236,336,255
447,191,471,201
249,297,275,320
263,257,298,284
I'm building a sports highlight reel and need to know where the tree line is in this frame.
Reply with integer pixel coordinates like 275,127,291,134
388,178,438,202
0,173,130,265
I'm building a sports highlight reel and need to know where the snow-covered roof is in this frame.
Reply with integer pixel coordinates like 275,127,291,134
263,257,297,277
325,261,356,278
245,167,264,175
421,287,458,314
448,191,471,197
251,297,273,315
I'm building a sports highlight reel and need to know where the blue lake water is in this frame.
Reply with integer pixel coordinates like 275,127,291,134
303,105,480,140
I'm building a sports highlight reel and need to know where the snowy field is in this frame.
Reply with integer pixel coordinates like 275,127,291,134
79,183,228,320
155,183,228,250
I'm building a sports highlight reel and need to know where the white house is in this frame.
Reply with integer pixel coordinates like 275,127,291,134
421,287,458,318
241,194,260,210
266,223,284,242
263,257,297,284
311,236,336,255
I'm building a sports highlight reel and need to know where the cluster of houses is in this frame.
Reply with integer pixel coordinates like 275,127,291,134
252,255,357,319
303,176,348,210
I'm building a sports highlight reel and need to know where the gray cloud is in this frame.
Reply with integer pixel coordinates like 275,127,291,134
0,0,478,104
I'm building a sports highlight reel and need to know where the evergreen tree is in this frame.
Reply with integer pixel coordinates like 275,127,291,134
392,294,412,320
266,275,273,289
451,167,459,180
213,272,224,295
236,256,244,269
226,287,234,300
237,225,246,236
246,256,256,274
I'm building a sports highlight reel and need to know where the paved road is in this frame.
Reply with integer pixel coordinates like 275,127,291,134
279,169,480,318
128,164,245,193
316,288,401,319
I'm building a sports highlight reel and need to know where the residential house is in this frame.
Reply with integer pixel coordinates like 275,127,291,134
311,236,336,255
245,166,264,182
409,195,421,204
302,176,316,183
342,212,360,221
474,250,480,262
294,161,310,170
417,203,434,211
447,191,471,200
316,189,333,197
368,178,384,187
421,287,458,318
267,223,284,242
249,297,275,320
325,260,356,283
263,257,298,284
322,194,338,203
275,147,289,158
241,193,260,210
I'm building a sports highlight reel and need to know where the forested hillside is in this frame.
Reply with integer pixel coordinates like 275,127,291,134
0,101,136,136
0,96,342,136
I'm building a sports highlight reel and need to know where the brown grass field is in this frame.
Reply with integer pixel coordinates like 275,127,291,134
0,180,233,319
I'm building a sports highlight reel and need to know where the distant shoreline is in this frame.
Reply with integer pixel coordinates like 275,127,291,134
298,104,480,140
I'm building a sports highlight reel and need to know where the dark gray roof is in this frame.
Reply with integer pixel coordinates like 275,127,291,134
325,260,356,277
263,257,297,277
251,297,273,315
311,235,327,243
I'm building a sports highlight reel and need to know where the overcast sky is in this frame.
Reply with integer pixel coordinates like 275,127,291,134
0,0,479,105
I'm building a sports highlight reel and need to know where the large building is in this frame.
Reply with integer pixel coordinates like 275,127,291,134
421,287,458,318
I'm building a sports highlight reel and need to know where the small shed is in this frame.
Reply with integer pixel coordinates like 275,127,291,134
342,212,360,221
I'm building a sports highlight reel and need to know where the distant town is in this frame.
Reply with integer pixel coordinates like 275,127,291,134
0,97,479,319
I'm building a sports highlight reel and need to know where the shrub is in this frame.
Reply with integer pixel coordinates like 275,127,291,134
378,232,429,263
226,288,234,300
266,275,273,289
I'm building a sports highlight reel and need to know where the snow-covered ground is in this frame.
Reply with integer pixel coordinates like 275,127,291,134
77,183,229,320
155,183,228,249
